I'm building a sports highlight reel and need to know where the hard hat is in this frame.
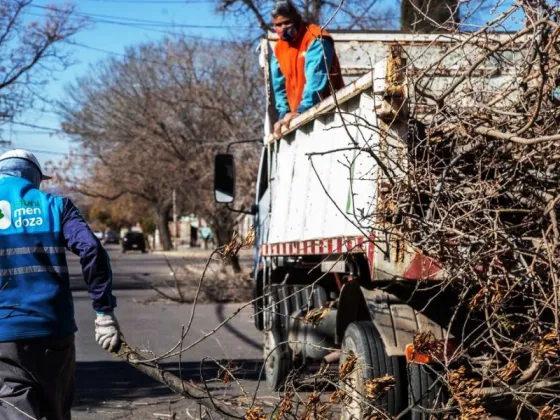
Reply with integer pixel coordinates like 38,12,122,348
0,149,52,180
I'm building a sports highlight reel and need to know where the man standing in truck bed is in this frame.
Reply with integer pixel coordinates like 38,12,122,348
271,0,344,136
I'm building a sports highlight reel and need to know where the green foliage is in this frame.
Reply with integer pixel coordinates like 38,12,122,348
140,217,156,235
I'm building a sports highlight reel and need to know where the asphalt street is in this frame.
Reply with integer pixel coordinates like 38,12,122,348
69,245,265,419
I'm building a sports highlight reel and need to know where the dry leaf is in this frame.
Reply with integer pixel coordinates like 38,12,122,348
497,360,517,381
329,390,347,404
219,360,233,384
278,392,293,417
339,351,357,381
364,375,396,398
303,302,333,326
538,405,560,420
245,407,266,420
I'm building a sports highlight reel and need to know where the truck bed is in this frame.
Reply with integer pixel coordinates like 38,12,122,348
257,32,523,280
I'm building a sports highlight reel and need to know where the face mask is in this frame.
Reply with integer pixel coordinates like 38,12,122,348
279,25,298,42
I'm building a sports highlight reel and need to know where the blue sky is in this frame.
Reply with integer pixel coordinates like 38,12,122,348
4,0,241,167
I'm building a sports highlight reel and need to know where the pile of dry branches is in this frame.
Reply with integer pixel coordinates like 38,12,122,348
110,3,560,418
380,2,560,417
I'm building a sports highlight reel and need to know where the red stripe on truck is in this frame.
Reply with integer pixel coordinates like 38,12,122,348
403,253,443,280
259,236,377,274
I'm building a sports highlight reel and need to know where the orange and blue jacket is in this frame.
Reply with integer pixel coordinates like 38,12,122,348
271,23,344,119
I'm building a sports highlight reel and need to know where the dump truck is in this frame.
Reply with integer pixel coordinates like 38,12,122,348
214,32,524,419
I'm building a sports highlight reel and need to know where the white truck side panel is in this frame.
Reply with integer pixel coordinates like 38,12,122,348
320,108,354,239
267,93,381,244
268,139,297,243
285,128,311,242
350,93,380,233
302,116,332,240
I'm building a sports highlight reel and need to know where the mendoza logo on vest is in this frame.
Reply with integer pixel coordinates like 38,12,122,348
13,200,44,228
0,201,12,230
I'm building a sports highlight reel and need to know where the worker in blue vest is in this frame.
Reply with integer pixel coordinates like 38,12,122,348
0,149,120,420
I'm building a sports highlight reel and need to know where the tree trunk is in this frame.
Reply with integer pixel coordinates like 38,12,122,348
401,0,459,32
155,203,173,251
207,210,243,273
229,255,242,273
309,0,323,23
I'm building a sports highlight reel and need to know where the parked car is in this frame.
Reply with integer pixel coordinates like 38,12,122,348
104,230,120,244
122,231,146,253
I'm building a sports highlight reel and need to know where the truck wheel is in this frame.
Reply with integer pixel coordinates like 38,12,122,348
408,363,448,419
340,321,406,419
263,329,292,391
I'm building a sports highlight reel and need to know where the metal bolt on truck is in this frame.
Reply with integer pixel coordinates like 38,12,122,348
214,31,544,419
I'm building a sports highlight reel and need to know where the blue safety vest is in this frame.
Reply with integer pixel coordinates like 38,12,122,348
0,176,76,341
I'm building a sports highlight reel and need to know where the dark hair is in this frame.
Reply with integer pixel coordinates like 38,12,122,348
271,0,301,19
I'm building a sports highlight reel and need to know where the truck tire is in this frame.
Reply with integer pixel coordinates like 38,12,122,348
263,286,293,391
340,321,406,419
262,284,326,390
263,329,292,391
408,363,448,419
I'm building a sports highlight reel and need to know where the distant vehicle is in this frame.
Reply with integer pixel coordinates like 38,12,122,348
122,231,146,253
104,230,120,244
93,230,104,240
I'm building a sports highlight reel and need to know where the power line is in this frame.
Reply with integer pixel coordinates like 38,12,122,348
0,143,92,158
66,36,239,64
3,121,62,133
0,145,65,156
29,4,244,30
17,148,71,156
22,10,234,41
67,41,135,58
6,130,62,135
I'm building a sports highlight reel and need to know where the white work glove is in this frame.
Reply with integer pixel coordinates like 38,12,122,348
95,313,121,352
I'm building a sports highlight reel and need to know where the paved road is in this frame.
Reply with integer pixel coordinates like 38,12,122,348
69,245,265,419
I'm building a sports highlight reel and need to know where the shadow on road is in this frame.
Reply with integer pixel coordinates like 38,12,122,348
70,274,158,291
74,358,264,409
215,304,261,351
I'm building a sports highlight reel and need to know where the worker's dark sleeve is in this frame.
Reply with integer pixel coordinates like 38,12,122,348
61,198,116,313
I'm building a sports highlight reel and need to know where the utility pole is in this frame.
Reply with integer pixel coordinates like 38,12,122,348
172,188,178,250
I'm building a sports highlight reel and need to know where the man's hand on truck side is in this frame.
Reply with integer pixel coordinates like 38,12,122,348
273,112,300,136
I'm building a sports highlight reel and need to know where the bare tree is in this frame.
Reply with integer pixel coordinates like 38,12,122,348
60,38,261,255
216,0,399,31
0,0,84,124
401,0,460,31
